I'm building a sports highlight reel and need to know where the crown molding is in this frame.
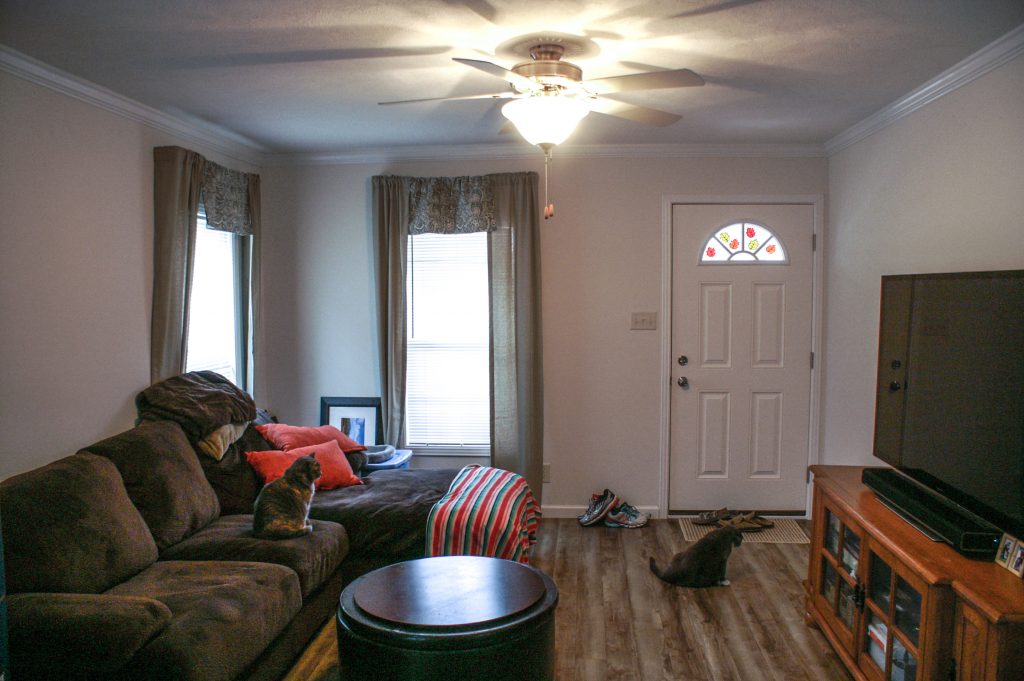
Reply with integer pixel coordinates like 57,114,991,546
269,142,826,166
825,23,1024,155
0,44,268,166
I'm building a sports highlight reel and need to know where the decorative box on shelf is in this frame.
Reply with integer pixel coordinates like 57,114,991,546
363,449,412,472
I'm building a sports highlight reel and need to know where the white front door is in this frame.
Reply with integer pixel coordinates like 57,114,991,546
669,203,815,513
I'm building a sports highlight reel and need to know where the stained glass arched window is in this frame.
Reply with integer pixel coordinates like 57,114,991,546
700,221,788,264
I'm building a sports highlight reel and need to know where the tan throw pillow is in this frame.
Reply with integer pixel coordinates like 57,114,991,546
197,422,250,460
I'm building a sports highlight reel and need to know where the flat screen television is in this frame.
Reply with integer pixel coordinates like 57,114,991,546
866,269,1024,555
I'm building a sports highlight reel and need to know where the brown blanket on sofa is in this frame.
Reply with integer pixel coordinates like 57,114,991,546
136,371,255,444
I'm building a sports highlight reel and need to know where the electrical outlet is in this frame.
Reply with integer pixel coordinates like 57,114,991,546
542,463,551,483
630,311,657,330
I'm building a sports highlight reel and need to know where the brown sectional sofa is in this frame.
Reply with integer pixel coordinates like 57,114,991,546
0,416,459,681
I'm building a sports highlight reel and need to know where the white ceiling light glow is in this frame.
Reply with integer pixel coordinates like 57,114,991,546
501,94,590,147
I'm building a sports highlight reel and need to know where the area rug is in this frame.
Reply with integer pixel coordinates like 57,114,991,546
678,517,809,543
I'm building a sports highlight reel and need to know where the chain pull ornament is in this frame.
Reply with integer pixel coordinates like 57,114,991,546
540,143,555,219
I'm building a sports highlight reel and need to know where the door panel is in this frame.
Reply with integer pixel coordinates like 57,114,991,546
669,203,813,512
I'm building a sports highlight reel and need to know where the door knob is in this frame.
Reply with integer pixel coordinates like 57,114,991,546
677,376,689,389
677,355,688,366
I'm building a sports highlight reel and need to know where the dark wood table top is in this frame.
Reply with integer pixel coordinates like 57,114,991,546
352,556,547,628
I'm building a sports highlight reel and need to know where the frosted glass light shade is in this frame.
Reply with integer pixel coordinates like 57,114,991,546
501,96,589,146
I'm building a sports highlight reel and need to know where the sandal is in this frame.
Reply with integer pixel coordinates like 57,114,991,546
693,507,736,525
719,512,769,532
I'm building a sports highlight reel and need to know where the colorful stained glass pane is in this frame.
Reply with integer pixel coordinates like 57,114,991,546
699,222,788,264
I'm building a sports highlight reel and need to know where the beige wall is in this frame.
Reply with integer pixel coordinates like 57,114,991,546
822,53,1024,467
7,49,1018,512
0,72,256,478
260,155,828,514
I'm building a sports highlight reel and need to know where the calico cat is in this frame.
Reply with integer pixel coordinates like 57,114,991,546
252,455,321,539
649,525,743,587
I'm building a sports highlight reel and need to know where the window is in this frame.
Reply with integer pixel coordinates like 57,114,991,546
700,221,788,264
405,232,490,454
185,207,249,386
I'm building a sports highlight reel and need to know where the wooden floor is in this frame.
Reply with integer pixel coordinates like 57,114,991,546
284,518,852,681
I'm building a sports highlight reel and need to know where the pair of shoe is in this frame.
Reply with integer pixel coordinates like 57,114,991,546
719,511,774,532
578,489,650,528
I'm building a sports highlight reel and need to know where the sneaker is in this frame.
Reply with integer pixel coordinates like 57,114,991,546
604,502,650,528
578,489,620,526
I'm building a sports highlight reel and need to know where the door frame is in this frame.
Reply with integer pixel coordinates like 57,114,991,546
658,194,825,518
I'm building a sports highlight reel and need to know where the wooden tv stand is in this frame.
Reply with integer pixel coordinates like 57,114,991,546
805,466,1024,681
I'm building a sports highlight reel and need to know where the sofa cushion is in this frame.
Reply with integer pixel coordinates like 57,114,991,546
108,560,302,681
6,592,172,680
0,453,158,594
246,440,363,490
310,468,460,567
256,423,366,453
82,420,220,551
158,515,349,597
198,423,270,514
135,370,256,445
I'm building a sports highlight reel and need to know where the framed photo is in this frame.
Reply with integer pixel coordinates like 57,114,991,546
995,533,1018,568
320,397,383,447
1010,543,1024,578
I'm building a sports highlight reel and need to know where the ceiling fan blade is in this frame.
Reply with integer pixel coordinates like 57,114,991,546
583,68,705,94
453,57,538,92
668,0,767,20
588,98,682,127
170,46,450,69
379,91,517,106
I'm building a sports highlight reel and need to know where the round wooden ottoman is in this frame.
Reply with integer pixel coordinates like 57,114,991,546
336,556,558,681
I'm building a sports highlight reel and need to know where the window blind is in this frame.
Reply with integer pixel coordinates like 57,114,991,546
186,208,239,384
406,232,490,448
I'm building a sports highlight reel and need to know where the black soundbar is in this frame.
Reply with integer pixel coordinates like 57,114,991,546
862,468,1002,559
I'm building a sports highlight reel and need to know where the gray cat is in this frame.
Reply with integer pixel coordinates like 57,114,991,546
252,455,321,539
649,525,743,587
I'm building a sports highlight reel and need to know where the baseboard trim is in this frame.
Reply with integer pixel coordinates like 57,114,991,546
540,505,659,519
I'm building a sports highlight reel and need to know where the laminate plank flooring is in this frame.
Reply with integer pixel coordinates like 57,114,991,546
283,518,851,681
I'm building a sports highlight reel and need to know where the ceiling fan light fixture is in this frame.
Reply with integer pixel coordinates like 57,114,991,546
501,95,590,147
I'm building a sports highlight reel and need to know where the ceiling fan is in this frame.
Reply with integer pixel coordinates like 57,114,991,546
380,34,704,219
379,35,705,140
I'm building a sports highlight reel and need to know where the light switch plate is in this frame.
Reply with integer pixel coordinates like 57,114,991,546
630,311,657,330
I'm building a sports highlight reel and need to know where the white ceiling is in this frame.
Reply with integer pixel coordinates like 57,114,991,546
2,1,1022,154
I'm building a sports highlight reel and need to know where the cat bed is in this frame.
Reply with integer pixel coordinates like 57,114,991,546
363,444,396,464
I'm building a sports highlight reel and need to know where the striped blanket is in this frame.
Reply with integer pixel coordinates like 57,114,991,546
425,465,541,564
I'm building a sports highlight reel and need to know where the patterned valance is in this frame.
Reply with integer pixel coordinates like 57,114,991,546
407,175,496,234
201,161,255,236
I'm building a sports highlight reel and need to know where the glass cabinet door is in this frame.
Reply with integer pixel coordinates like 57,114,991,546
859,547,923,681
815,505,864,648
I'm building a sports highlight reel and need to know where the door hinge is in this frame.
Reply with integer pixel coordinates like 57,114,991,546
812,233,817,251
810,352,815,369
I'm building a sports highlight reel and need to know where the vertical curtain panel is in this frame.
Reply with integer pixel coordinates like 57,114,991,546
151,146,260,390
373,176,410,447
372,172,544,500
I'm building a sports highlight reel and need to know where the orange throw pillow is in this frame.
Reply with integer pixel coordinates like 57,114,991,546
255,423,367,454
245,440,363,490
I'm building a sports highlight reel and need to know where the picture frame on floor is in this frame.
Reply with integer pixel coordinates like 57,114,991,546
320,397,383,446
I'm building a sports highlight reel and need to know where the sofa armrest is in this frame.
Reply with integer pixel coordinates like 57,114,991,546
7,592,172,678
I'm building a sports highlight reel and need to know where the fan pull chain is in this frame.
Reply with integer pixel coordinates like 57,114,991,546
542,144,555,220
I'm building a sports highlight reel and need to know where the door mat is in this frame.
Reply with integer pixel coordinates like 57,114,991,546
677,517,809,544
